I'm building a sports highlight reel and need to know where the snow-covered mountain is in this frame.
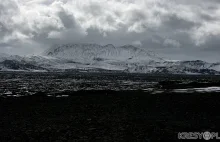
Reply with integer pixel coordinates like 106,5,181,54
44,43,163,63
0,44,220,74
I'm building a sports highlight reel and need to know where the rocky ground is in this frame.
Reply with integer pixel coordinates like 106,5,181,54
0,72,220,141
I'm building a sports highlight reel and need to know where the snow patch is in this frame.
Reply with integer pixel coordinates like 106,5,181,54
172,87,220,93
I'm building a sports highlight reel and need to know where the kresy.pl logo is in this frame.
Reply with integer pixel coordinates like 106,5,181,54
178,131,220,140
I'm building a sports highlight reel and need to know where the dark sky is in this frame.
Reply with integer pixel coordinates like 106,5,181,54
0,0,220,62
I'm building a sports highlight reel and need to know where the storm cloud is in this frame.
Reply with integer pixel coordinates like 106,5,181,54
0,0,220,61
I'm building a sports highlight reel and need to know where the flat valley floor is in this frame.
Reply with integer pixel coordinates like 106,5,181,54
1,72,220,141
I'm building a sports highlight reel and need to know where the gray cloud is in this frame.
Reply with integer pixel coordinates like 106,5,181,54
0,0,220,61
163,39,181,48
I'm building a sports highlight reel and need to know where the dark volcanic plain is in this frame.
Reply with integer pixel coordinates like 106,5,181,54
1,72,220,141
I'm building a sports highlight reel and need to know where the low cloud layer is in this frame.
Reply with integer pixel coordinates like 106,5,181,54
0,0,220,61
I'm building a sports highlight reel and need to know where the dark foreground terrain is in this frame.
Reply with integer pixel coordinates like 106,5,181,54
1,72,220,141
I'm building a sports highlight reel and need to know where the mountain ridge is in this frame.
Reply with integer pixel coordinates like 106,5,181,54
0,44,220,74
43,43,163,63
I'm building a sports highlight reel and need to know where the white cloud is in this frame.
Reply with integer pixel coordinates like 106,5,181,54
192,21,220,46
1,0,220,56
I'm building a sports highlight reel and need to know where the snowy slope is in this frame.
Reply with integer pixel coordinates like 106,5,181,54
209,63,220,72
